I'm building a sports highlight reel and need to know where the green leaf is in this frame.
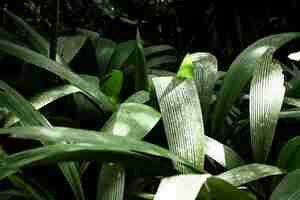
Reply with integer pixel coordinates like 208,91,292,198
100,69,123,103
96,163,125,200
0,80,51,127
276,136,300,171
97,101,160,200
0,81,85,200
57,35,87,63
110,40,136,68
211,32,300,136
176,54,194,80
144,45,175,57
204,136,245,169
0,127,196,176
0,189,29,200
135,31,148,91
249,48,285,162
8,175,53,200
95,38,116,75
76,28,100,46
4,9,49,56
154,174,211,200
191,52,218,124
0,39,115,112
204,177,257,200
101,103,161,138
4,84,80,127
216,164,284,186
153,76,205,172
124,90,150,104
270,169,300,200
146,55,177,68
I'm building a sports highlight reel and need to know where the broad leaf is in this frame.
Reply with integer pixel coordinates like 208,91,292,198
249,48,285,162
57,35,87,63
216,164,284,186
204,136,245,169
110,40,136,68
101,103,160,138
176,54,194,80
154,174,211,200
203,177,257,200
153,76,205,172
95,38,116,74
100,69,123,103
276,136,300,171
191,52,218,124
211,32,300,136
270,169,300,200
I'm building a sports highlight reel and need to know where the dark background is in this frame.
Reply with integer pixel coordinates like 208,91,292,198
2,0,300,68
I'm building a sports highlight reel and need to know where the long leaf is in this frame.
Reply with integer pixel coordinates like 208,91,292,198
95,38,116,74
216,164,284,186
135,30,148,91
0,81,85,200
249,48,285,162
144,45,176,57
270,169,300,200
4,9,49,56
191,52,218,124
153,76,205,173
211,32,300,136
0,39,115,112
4,84,80,127
97,102,160,200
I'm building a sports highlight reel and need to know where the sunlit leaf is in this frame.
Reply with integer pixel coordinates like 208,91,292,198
153,76,205,172
204,136,245,169
249,48,285,162
154,174,211,200
176,54,194,80
216,164,284,186
211,32,300,136
101,103,160,138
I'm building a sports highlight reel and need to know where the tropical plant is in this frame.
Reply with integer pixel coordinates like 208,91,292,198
1,10,300,200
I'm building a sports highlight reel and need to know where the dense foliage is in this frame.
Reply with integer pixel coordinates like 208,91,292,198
1,2,300,200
